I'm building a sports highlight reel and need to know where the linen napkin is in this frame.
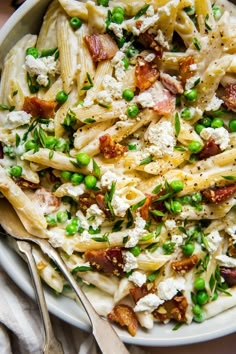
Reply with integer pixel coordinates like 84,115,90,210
0,268,148,354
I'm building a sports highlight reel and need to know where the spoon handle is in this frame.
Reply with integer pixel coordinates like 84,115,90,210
17,240,64,354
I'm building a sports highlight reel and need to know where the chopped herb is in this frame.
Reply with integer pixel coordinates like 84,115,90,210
38,127,47,147
92,159,101,178
139,233,154,242
222,175,236,181
83,118,96,124
81,72,94,90
104,191,115,218
88,227,101,235
40,47,58,57
22,118,50,141
147,270,160,282
193,77,200,87
62,109,77,128
172,323,183,331
134,4,150,19
139,155,153,165
201,232,209,250
162,241,176,254
126,208,134,228
131,197,147,211
0,104,15,111
98,102,111,108
15,134,21,147
145,242,159,253
49,150,54,160
128,143,137,151
112,220,124,232
205,14,212,31
150,210,165,217
152,184,162,194
110,181,116,201
71,265,93,274
13,90,18,97
175,112,181,136
123,235,129,244
26,72,40,93
155,222,163,237
70,159,83,169
153,192,173,202
92,232,110,244
193,37,201,51
174,146,186,152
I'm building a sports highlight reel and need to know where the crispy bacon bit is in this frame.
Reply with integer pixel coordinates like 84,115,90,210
15,179,39,189
179,55,195,84
223,84,236,112
130,283,156,303
99,134,128,159
160,72,183,95
23,96,56,118
84,34,118,62
135,57,159,91
0,142,3,159
153,295,188,322
84,247,124,276
198,138,221,160
139,196,152,220
228,237,236,257
220,267,236,287
107,304,138,337
148,82,175,115
79,193,96,213
33,188,60,215
171,255,198,273
202,184,236,204
137,32,163,58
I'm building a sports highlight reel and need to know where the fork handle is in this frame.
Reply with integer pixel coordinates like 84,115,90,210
17,241,64,354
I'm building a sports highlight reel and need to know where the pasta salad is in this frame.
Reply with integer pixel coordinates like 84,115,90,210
1,0,236,336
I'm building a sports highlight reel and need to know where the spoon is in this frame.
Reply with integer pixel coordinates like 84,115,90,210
0,199,130,354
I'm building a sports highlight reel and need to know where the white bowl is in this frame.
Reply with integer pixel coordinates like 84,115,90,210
1,0,236,347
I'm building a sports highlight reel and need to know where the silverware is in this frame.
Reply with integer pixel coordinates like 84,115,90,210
0,200,130,354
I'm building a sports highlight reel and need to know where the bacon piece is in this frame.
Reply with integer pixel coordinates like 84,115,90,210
202,184,236,204
160,72,183,94
33,188,60,215
198,138,221,160
148,82,175,115
23,96,56,118
228,237,236,257
137,32,163,58
179,55,195,84
135,57,159,91
15,179,39,189
84,34,118,62
99,134,128,159
153,295,188,322
0,142,3,159
130,283,156,303
139,196,152,220
220,267,236,287
223,84,236,112
79,193,96,213
84,247,124,276
107,304,138,337
171,255,198,273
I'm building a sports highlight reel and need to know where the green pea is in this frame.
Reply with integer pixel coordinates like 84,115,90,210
9,165,22,177
76,152,91,166
125,46,139,58
194,277,205,291
84,175,97,189
26,47,39,58
25,140,38,151
70,17,82,30
184,89,198,102
122,89,134,102
56,90,68,104
54,139,68,152
196,290,209,305
211,291,218,301
71,173,84,185
182,242,195,256
66,223,78,236
130,245,141,257
45,136,57,149
97,0,109,6
112,6,125,15
192,192,202,203
181,107,193,120
56,210,68,223
112,12,124,24
162,241,176,255
211,117,224,129
193,312,205,323
180,195,192,205
116,37,126,49
188,140,202,153
127,104,139,118
71,217,79,226
170,180,184,192
192,304,202,316
171,200,182,213
200,116,212,127
229,119,236,132
212,5,222,20
46,214,57,226
122,57,129,70
195,124,205,135
60,171,72,181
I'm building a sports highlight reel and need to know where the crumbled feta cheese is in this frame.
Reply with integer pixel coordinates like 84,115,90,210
205,95,224,112
155,29,170,50
146,121,176,157
206,230,222,253
83,97,94,108
76,210,90,230
165,219,176,230
122,251,138,272
226,225,236,241
86,204,105,230
101,75,123,99
134,293,164,313
125,213,147,248
47,228,77,255
96,90,113,106
80,230,91,242
111,51,126,82
171,234,184,246
158,277,186,301
185,75,199,90
189,64,197,71
135,92,155,108
108,23,123,38
200,127,229,150
25,55,59,87
100,170,117,190
146,5,155,17
55,183,85,198
129,271,147,287
145,53,156,62
215,254,236,268
119,113,128,121
5,111,31,129
111,194,130,218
